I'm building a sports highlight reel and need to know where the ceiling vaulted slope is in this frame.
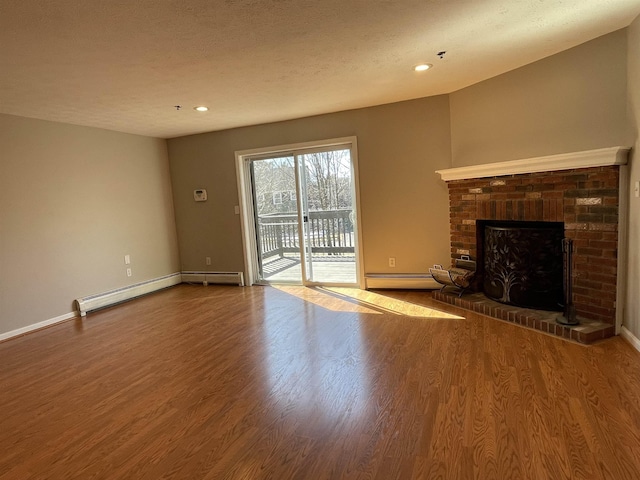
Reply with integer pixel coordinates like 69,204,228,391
1,0,639,139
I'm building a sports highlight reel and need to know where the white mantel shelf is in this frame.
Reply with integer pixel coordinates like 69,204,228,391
436,146,630,182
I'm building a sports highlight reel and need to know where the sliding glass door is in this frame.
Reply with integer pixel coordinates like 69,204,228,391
244,142,359,286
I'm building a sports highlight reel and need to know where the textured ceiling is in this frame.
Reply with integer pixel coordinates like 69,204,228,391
1,0,639,139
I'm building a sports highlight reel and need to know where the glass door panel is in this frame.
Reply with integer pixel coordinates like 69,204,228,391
298,148,357,284
250,155,302,283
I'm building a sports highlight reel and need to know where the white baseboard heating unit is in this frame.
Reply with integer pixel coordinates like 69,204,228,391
181,271,245,287
365,273,440,290
75,273,182,317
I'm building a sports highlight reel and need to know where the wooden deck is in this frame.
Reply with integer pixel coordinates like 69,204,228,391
262,254,357,283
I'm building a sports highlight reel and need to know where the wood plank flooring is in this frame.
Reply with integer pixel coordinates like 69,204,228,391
1,284,640,479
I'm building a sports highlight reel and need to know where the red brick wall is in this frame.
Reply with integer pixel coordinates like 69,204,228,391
446,166,620,324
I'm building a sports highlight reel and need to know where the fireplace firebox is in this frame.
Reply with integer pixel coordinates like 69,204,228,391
477,220,564,311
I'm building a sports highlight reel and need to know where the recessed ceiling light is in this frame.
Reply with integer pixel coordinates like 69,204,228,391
194,106,209,112
414,63,432,72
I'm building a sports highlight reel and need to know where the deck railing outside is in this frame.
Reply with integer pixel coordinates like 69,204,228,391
258,209,355,259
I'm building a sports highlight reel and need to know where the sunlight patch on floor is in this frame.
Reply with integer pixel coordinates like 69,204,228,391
273,285,381,314
273,286,465,319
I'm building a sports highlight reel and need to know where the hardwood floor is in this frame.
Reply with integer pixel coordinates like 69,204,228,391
1,284,640,479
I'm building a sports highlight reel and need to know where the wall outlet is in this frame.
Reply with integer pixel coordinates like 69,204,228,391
124,254,130,265
126,268,132,277
389,257,396,267
206,256,212,266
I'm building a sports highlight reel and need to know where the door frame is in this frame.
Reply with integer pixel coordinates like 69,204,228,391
235,136,364,287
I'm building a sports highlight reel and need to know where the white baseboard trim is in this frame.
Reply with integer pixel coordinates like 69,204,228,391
0,311,77,343
365,273,440,290
76,272,182,317
620,326,640,352
181,271,245,286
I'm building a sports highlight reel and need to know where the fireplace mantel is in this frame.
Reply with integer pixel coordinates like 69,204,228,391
436,146,630,182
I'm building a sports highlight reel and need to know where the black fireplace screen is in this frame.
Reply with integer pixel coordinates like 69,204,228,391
482,222,564,311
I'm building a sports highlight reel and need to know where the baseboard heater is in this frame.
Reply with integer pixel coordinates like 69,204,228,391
181,271,245,287
75,273,182,317
365,273,440,290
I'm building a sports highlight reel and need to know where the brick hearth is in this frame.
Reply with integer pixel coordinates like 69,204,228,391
443,165,620,331
432,290,615,344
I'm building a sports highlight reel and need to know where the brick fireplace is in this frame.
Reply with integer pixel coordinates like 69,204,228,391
434,147,630,342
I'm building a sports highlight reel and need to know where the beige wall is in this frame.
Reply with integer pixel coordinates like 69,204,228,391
450,30,630,167
0,114,180,336
626,15,640,338
167,96,452,278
